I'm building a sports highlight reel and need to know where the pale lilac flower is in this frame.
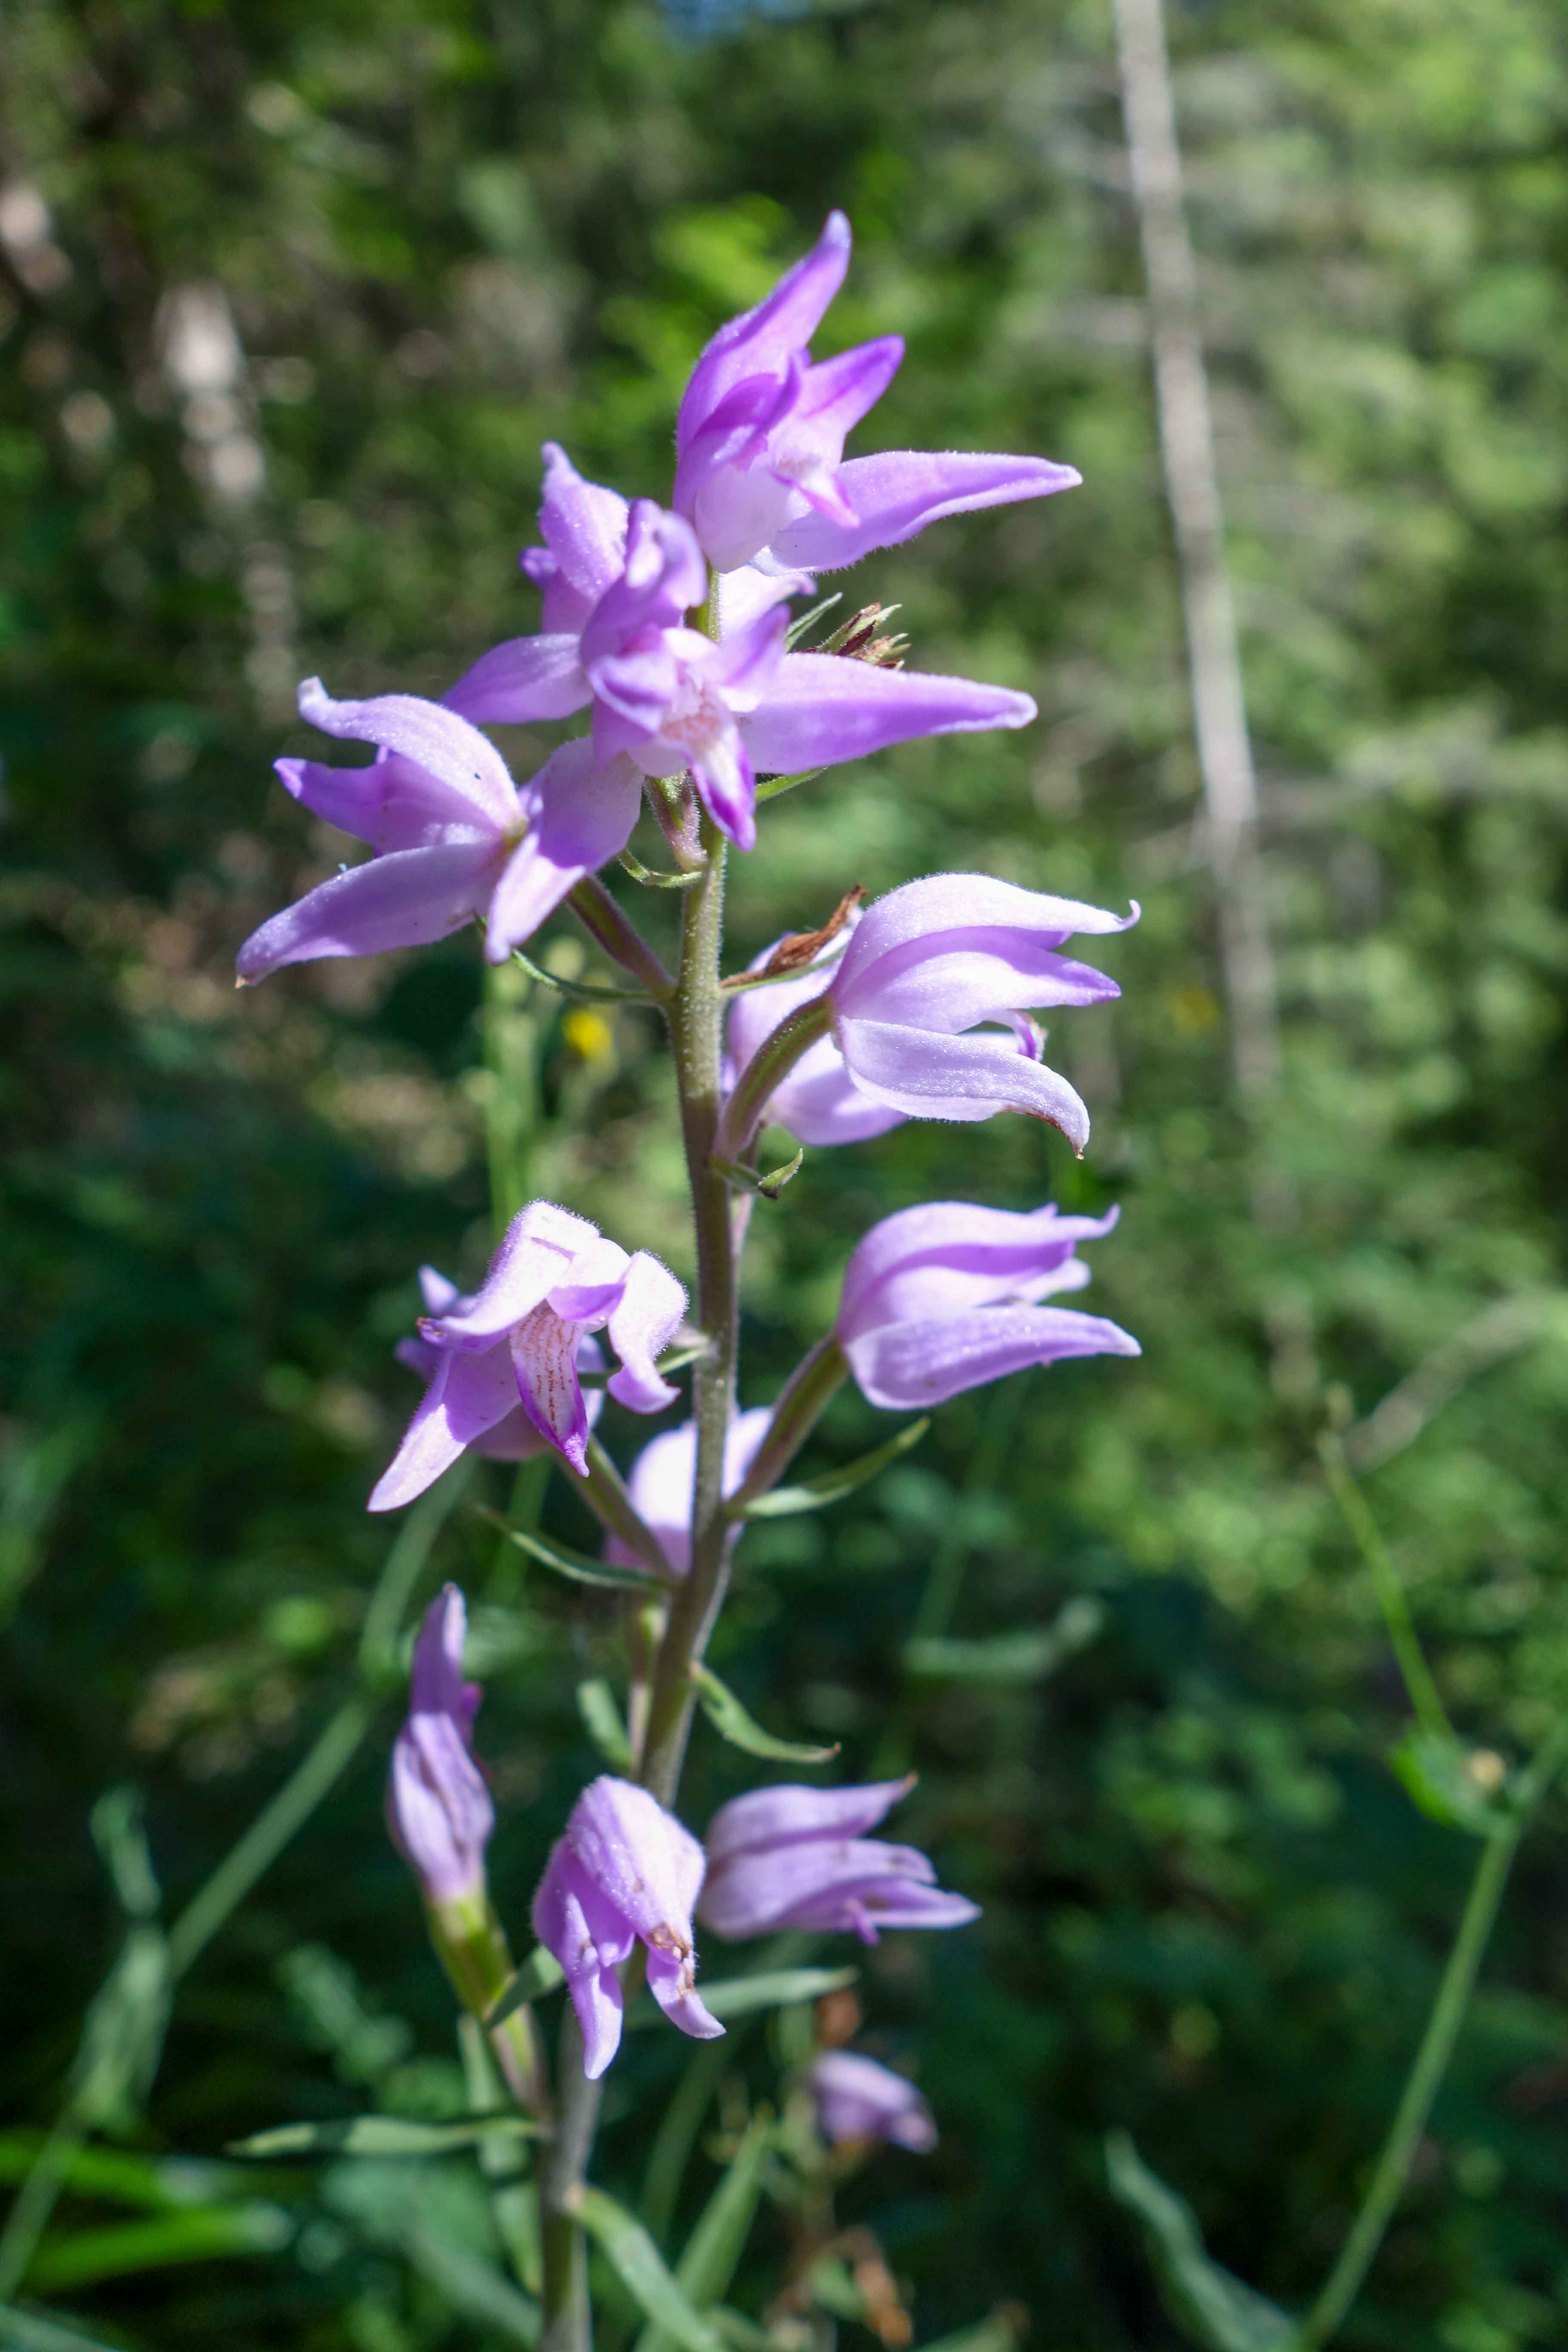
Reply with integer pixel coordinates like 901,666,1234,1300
369,1203,685,1507
723,874,1137,1155
809,2052,937,2154
672,211,1080,575
387,1585,493,1908
235,678,640,981
533,1776,724,2081
604,1409,773,1577
394,1270,606,1463
698,1778,979,1945
724,914,903,1148
447,489,1035,855
834,1198,1139,1411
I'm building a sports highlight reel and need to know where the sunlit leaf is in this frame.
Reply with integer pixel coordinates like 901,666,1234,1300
737,1418,930,1520
570,2187,726,2352
478,1513,671,1592
690,1663,837,1762
228,2113,543,2160
1104,2134,1295,2352
905,1598,1106,1684
1388,1730,1512,1838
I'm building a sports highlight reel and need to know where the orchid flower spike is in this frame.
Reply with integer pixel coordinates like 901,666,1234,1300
673,210,1081,575
387,1585,493,1909
697,1778,980,1944
604,1408,773,1577
234,678,641,983
721,873,1138,1158
834,1198,1139,1411
809,2051,937,2153
533,1776,724,2081
447,467,1036,855
369,1202,686,1507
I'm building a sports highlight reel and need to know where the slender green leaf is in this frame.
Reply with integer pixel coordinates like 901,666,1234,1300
1388,1730,1512,1838
0,2305,135,2352
634,2116,774,2352
67,1926,171,2135
738,1419,930,1519
1105,2134,1296,2352
578,1677,634,1772
401,2215,541,2346
905,1598,1106,1684
485,1946,566,2030
507,947,651,1004
674,2116,772,2308
477,1512,671,1592
690,1664,838,1763
23,2204,291,2294
783,594,841,646
0,2138,224,2211
755,766,823,805
570,2188,726,2352
228,2113,543,2160
618,849,702,890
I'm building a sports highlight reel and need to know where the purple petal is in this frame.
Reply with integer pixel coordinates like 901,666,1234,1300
704,1779,913,1868
580,504,706,668
297,678,519,833
388,1711,494,1905
276,749,498,854
791,337,903,442
443,633,589,727
811,2052,937,2153
768,450,1081,572
566,1776,707,1946
428,1201,597,1346
741,653,1035,775
834,874,1137,1011
677,212,852,461
408,1584,475,1726
236,842,499,984
532,1841,635,2081
418,1267,462,1315
606,1407,772,1575
701,1838,961,1943
368,1341,524,1511
837,1019,1094,1149
836,1200,1121,1338
537,442,631,607
843,1302,1140,1411
484,747,643,964
714,564,815,638
605,1253,689,1414
644,1946,726,2045
523,549,595,636
510,1302,592,1474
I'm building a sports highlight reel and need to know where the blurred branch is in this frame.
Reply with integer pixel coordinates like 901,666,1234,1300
1343,1292,1564,1474
1112,0,1279,1105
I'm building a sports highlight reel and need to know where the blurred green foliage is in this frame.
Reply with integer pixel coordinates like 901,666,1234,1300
4,0,1568,2344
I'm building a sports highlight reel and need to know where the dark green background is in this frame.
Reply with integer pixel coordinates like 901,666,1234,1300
5,0,1568,2343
